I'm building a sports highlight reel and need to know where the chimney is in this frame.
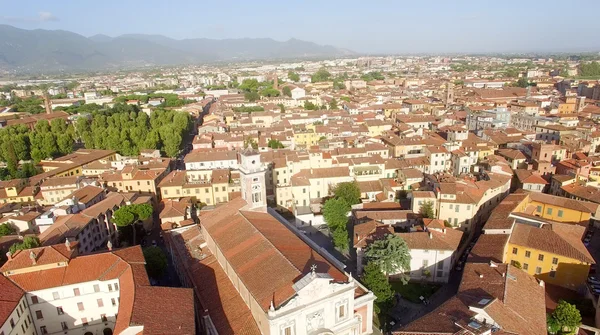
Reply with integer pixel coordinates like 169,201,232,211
29,251,37,265
5,251,12,261
479,274,484,278
65,238,71,251
539,280,545,287
428,232,433,239
107,240,113,251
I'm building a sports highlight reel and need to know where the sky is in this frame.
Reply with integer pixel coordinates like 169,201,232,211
1,0,600,54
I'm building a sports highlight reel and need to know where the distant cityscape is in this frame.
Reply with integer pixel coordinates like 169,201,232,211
2,30,600,335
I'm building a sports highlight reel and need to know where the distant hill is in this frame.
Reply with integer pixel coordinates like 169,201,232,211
0,25,354,72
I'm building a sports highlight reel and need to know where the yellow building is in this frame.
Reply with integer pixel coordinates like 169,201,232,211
527,192,598,224
0,179,37,204
293,128,319,148
506,222,593,290
158,169,236,206
558,96,576,114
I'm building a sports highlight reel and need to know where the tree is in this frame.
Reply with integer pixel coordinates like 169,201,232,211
322,198,349,230
9,236,40,254
244,91,260,102
260,88,280,97
311,68,332,83
365,234,411,281
333,181,361,206
549,300,582,333
267,139,284,149
304,101,318,110
143,247,168,279
340,96,351,102
512,261,522,269
113,206,137,244
282,86,292,97
288,71,300,82
512,77,529,88
420,201,435,219
133,203,153,221
332,227,349,251
329,98,338,110
277,103,285,113
0,223,16,237
361,262,394,314
244,138,258,150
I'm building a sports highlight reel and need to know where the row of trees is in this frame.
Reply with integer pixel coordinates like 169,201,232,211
74,104,192,157
114,93,196,107
239,78,281,102
579,61,600,77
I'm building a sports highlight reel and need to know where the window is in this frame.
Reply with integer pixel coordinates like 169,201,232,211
536,205,542,212
115,283,119,290
455,205,459,212
57,307,64,315
538,254,544,261
111,298,117,307
108,284,113,291
31,295,38,304
525,251,531,258
61,322,68,330
283,327,292,335
558,210,563,218
82,318,88,326
205,188,209,193
552,257,558,265
93,284,100,292
449,204,453,209
523,263,529,270
35,310,43,320
512,247,518,255
77,302,84,311
52,291,59,300
535,267,542,274
546,208,552,215
40,326,48,334
73,288,80,296
9,319,14,328
97,298,104,307
101,314,107,322
550,270,556,278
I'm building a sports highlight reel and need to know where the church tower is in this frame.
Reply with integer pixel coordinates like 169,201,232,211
239,146,267,209
445,82,454,105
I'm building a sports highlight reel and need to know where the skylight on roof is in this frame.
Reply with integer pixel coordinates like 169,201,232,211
478,298,491,305
468,321,482,330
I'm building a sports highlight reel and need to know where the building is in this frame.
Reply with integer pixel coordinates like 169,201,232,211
0,244,194,335
394,262,546,335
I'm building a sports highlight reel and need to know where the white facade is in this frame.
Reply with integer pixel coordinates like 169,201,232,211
28,279,120,335
0,296,34,335
266,273,374,335
403,248,454,282
291,87,306,100
184,158,238,171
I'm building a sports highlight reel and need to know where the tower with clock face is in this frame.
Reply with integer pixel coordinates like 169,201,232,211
239,146,267,209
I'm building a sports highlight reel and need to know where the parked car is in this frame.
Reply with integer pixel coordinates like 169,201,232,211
152,240,157,247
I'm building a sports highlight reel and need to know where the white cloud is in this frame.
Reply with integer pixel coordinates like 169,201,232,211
0,11,59,23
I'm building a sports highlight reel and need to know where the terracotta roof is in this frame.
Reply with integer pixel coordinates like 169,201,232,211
0,274,24,326
510,223,594,263
200,198,347,312
395,263,546,335
130,286,195,335
528,191,599,213
468,234,509,263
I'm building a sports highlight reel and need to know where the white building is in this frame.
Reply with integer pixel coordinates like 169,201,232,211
291,87,306,100
0,243,194,335
183,150,238,170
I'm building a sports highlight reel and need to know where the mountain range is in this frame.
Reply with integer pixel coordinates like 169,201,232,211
0,25,354,72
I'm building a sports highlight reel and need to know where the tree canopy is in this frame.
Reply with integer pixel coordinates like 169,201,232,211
143,247,168,279
288,71,300,82
579,61,600,77
322,197,349,250
267,139,284,149
329,98,338,110
548,300,581,333
333,181,361,206
282,86,292,97
9,236,40,254
361,262,394,314
420,201,435,219
311,68,332,83
360,71,385,82
365,234,411,282
0,223,16,237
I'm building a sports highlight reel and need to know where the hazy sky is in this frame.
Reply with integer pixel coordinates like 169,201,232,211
1,0,599,54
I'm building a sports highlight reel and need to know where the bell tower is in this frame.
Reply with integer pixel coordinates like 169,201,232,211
239,146,267,209
446,82,454,105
